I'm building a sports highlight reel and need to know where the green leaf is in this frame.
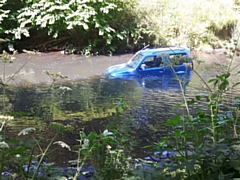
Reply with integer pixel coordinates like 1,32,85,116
218,171,224,180
208,78,219,88
186,159,195,171
88,132,97,141
195,96,200,101
208,78,217,83
219,80,229,90
187,99,195,105
197,111,205,118
230,160,240,171
217,73,229,80
155,137,169,147
79,131,86,139
174,129,181,137
165,115,181,126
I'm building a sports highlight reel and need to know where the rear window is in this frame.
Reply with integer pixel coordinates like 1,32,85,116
168,53,190,65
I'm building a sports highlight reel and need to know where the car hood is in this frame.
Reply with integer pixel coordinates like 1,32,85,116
105,63,134,78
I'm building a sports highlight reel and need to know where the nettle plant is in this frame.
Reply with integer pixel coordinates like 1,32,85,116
134,38,240,180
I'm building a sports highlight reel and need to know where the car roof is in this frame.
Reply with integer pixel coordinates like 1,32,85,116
138,47,190,56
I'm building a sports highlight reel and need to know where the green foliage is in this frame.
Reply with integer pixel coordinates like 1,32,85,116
0,0,25,51
4,0,137,54
71,102,133,180
135,0,238,48
73,129,132,179
1,0,238,53
0,0,10,32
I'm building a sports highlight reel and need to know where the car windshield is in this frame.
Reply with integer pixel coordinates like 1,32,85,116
126,53,144,69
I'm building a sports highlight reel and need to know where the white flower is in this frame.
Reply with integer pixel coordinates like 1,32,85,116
106,145,111,150
82,139,89,149
15,154,21,158
0,141,9,149
53,141,71,151
0,115,14,120
59,86,72,91
18,127,36,136
103,129,113,136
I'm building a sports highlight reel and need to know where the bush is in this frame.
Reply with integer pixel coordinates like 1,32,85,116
2,0,138,54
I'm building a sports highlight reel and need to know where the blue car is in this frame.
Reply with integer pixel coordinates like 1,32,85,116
105,47,193,79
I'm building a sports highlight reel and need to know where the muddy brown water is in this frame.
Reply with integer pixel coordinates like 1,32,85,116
1,50,240,166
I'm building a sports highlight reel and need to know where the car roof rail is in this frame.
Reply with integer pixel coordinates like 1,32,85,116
142,44,150,50
152,49,186,54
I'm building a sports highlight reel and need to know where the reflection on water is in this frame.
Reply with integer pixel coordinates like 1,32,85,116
3,74,239,165
1,74,196,164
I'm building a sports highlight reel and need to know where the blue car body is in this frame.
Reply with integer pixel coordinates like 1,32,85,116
105,47,193,80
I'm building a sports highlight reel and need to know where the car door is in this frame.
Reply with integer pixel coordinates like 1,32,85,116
137,56,165,78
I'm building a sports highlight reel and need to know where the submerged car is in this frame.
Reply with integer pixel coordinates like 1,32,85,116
105,47,193,79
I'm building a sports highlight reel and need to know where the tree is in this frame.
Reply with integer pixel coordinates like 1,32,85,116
135,0,238,48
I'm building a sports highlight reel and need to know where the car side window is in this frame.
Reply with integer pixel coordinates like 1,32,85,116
169,54,189,66
140,56,163,70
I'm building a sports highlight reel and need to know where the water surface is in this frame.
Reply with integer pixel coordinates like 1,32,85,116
1,51,239,165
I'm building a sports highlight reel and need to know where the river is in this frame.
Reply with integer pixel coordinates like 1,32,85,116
0,50,239,166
